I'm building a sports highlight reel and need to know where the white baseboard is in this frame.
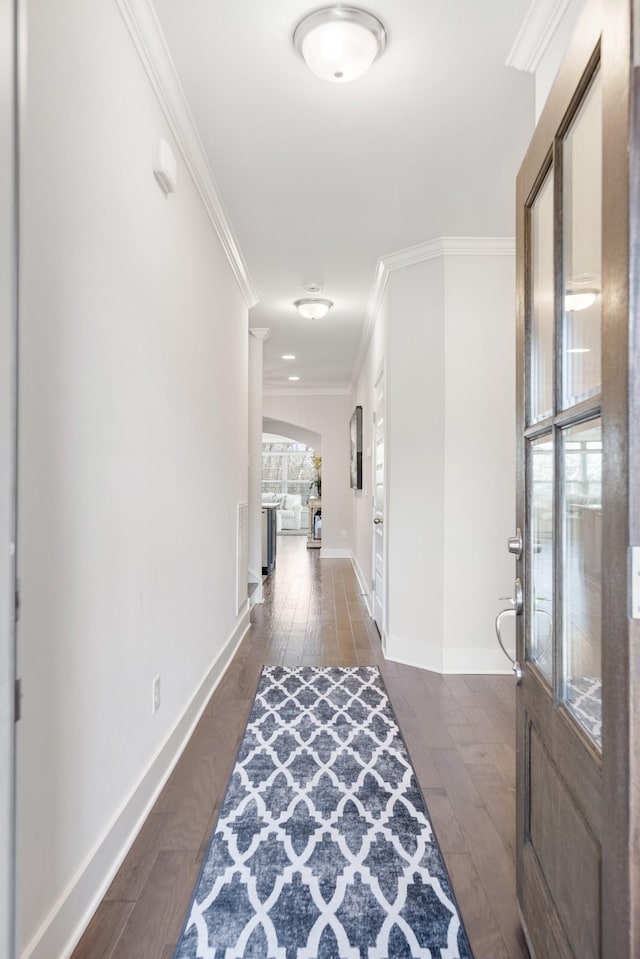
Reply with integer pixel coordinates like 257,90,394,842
442,645,513,675
384,634,512,675
319,547,351,559
384,635,444,674
350,553,372,617
248,568,263,605
22,608,252,959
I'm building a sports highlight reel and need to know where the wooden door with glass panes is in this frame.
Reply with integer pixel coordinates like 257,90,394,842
509,1,640,956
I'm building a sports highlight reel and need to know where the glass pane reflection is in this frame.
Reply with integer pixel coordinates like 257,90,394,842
563,71,602,407
530,171,555,423
529,435,553,683
563,419,602,748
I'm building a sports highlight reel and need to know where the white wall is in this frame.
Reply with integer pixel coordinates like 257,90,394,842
248,334,265,595
262,393,353,555
352,242,516,674
263,419,322,454
386,260,447,669
441,254,516,671
17,1,250,956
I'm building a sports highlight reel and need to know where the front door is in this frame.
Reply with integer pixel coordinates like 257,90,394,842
0,0,18,955
513,1,639,956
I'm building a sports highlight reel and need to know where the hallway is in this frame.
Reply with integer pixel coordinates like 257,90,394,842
71,537,528,959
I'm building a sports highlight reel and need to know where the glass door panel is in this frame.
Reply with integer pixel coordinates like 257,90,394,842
528,435,553,682
530,170,554,424
563,71,602,408
562,418,602,748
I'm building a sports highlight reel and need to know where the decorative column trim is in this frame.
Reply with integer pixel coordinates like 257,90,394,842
249,328,271,342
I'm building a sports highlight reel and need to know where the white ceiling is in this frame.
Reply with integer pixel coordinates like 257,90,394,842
151,0,535,391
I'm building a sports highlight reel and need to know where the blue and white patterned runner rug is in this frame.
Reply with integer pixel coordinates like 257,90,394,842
174,665,474,958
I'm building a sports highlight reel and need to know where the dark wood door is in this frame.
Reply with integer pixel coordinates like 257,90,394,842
514,1,639,956
0,0,18,955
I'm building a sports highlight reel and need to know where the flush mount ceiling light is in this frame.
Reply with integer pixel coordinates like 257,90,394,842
564,289,599,312
293,6,387,83
294,297,333,319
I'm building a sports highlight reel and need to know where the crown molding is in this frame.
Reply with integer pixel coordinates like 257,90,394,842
351,236,515,386
506,0,572,73
439,236,516,257
249,328,271,342
114,0,258,308
263,388,353,397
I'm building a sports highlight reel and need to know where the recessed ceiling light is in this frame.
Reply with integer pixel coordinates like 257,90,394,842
293,6,387,83
288,376,300,381
282,354,296,360
566,348,591,353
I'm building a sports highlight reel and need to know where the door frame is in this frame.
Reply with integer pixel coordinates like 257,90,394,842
0,0,18,956
601,0,640,952
515,0,640,954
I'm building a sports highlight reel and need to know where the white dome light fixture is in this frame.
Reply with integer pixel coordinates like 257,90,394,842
293,6,387,83
294,297,333,319
564,289,599,312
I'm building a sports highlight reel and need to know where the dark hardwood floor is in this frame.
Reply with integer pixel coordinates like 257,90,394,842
71,536,529,959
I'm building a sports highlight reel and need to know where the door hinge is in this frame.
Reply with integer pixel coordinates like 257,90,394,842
15,678,22,722
371,578,375,590
14,577,20,623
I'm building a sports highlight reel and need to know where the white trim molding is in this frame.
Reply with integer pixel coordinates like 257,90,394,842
350,554,373,617
506,0,573,73
22,609,252,959
263,388,353,397
383,636,512,675
352,236,515,386
114,0,258,308
320,547,352,559
249,328,271,342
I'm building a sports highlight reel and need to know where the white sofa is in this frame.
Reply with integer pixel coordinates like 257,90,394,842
261,492,305,531
276,494,303,531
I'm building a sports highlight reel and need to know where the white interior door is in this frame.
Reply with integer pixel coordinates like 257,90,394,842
0,0,18,955
372,370,385,639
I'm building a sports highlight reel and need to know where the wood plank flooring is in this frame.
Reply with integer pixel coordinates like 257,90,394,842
71,536,529,959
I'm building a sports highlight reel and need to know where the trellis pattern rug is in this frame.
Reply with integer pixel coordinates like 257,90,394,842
174,666,473,958
566,676,602,747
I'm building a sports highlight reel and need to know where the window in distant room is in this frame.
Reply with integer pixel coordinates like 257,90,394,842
261,441,316,505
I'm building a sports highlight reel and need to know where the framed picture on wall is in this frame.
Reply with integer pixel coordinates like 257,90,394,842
350,405,363,490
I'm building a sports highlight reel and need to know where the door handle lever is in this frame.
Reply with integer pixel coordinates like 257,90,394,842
495,607,523,685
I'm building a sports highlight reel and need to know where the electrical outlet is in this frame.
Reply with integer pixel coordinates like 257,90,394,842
340,530,347,539
152,675,161,714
